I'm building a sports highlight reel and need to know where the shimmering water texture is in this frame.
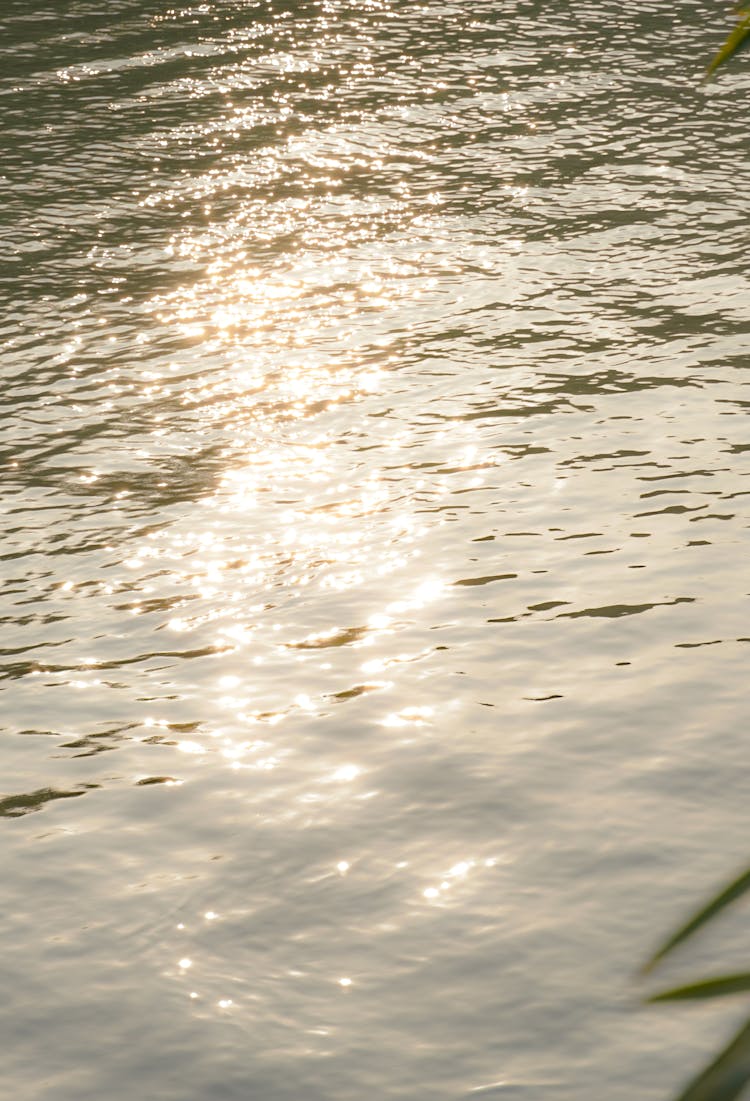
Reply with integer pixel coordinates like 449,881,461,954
2,2,750,1099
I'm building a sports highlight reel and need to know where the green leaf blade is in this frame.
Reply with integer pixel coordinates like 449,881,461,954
641,865,750,975
706,11,750,81
672,1015,750,1101
649,974,750,1004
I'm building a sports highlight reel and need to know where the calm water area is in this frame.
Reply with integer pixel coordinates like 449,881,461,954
2,2,750,1098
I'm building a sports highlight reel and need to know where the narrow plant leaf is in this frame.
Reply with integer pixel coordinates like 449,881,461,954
648,975,750,1003
671,1014,750,1101
705,10,750,81
641,865,750,974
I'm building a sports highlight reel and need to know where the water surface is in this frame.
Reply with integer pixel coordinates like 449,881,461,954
2,2,750,1098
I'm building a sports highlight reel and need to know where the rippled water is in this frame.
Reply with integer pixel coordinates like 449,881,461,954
3,2,750,1098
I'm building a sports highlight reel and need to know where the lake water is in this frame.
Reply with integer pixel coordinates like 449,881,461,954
2,2,750,1098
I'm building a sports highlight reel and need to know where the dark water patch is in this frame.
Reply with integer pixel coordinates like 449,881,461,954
0,785,96,819
558,597,696,619
454,574,517,587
